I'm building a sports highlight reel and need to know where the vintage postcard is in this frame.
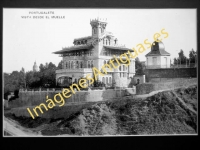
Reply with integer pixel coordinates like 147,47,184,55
3,8,197,136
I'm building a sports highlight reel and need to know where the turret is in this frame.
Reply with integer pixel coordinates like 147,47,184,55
90,18,107,38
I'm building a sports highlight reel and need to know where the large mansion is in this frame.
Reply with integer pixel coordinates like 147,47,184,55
53,18,136,87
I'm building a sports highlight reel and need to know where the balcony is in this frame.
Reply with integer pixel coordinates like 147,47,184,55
56,68,93,74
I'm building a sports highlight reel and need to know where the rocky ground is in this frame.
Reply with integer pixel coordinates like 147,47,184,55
4,85,197,136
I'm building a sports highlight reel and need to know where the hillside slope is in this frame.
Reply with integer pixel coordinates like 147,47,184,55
5,85,197,135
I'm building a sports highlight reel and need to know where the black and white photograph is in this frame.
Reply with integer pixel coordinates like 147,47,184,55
3,8,197,136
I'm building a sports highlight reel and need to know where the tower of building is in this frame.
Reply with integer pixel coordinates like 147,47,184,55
33,61,38,72
90,18,107,38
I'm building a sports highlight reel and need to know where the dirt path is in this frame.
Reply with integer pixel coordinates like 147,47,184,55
4,117,43,136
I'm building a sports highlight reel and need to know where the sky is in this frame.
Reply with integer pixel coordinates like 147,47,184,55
3,9,197,73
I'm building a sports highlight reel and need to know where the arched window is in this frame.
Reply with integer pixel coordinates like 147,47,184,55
66,62,68,69
119,66,121,71
91,60,94,68
76,61,79,69
71,61,74,69
137,79,140,84
109,40,110,45
123,65,125,71
88,61,90,68
106,39,107,45
80,61,83,68
102,77,105,83
93,28,96,34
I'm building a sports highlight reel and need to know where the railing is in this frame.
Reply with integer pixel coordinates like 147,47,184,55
56,68,93,73
145,63,196,69
19,88,62,92
145,65,170,69
171,63,196,68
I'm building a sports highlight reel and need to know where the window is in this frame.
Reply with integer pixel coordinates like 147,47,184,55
153,57,157,65
91,60,94,68
88,61,90,68
109,77,112,84
123,65,125,71
164,57,167,68
119,66,121,71
104,60,106,65
76,61,79,69
93,28,96,34
80,61,83,68
102,77,105,83
71,61,74,69
66,62,68,69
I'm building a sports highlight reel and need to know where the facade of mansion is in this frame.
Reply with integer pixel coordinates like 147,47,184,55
53,18,135,87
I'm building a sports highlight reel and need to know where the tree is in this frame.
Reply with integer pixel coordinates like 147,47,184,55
57,60,63,69
39,64,45,72
25,71,41,88
178,49,187,64
173,58,177,65
38,62,57,88
135,57,144,75
19,67,26,89
189,49,196,63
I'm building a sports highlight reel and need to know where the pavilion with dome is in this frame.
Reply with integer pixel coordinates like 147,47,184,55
145,40,171,69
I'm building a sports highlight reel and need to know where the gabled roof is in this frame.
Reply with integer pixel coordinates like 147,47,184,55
53,45,92,54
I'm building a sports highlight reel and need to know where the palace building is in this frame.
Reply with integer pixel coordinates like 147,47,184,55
53,18,135,87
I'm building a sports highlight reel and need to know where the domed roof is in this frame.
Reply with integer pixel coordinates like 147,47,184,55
146,40,170,56
151,40,165,51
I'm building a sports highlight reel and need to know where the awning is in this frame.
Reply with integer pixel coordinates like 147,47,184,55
104,46,131,51
53,45,92,54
